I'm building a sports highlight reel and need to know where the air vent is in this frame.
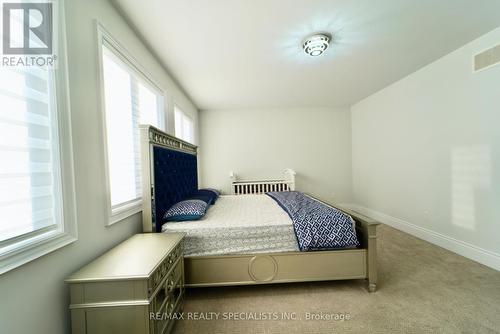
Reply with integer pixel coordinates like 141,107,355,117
473,44,500,72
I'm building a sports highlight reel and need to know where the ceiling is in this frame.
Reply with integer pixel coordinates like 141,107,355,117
114,0,500,110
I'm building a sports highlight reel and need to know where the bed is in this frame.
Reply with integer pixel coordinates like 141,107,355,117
140,125,380,292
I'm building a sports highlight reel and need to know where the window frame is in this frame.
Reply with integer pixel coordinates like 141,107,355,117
96,22,166,226
0,0,78,274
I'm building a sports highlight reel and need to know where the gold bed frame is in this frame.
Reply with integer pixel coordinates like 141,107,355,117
140,125,380,292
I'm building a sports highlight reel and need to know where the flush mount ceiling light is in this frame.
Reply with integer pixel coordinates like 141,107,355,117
302,33,331,57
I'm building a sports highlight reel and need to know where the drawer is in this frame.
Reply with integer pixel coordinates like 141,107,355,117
158,293,184,334
166,244,182,267
152,258,183,311
151,285,173,333
148,243,183,297
166,260,183,292
173,242,182,259
155,304,171,334
152,283,167,313
154,313,170,334
171,280,183,311
153,290,183,334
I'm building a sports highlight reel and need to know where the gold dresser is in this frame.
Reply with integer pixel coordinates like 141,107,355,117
66,233,185,334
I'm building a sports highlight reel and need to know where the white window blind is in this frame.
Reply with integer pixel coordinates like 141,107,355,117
101,43,164,216
0,0,76,274
174,106,194,144
0,66,63,243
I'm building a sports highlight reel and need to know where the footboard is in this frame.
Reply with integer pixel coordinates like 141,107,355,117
353,211,379,292
324,201,380,292
185,249,367,287
230,169,296,195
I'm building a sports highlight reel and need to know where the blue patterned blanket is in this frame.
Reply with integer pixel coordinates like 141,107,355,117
266,191,359,251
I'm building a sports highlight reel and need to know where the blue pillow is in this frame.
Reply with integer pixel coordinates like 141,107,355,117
163,199,208,222
201,188,220,196
187,193,214,205
192,188,220,205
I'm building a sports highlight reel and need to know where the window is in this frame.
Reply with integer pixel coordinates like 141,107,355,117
0,67,61,241
99,28,165,224
174,106,194,144
0,2,76,274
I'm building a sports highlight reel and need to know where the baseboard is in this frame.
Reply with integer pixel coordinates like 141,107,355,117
339,203,500,271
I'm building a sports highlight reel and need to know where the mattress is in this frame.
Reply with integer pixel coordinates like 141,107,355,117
162,194,299,256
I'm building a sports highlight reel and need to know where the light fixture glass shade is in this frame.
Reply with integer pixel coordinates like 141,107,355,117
303,33,331,57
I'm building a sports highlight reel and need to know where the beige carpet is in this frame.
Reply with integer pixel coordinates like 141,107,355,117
174,225,500,334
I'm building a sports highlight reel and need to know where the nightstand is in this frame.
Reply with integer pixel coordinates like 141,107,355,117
66,233,185,334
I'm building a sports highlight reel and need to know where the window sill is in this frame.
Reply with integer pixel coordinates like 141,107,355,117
107,200,142,226
0,230,77,275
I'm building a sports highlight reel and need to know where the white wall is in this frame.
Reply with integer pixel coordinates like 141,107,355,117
0,1,198,333
199,108,353,203
351,27,500,269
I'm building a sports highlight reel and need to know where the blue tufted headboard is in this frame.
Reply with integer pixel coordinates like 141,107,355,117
140,125,198,233
152,146,198,231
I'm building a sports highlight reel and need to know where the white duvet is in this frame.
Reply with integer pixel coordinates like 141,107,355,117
162,194,299,256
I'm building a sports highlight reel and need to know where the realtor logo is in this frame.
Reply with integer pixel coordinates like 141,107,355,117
2,2,53,55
